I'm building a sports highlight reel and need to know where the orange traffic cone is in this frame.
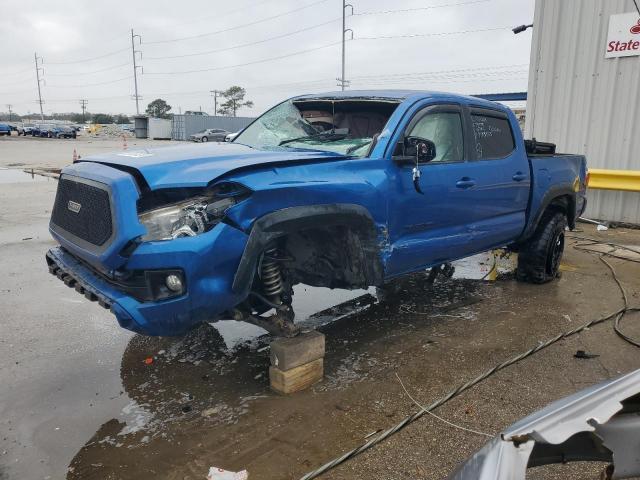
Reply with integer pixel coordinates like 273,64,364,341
122,134,128,150
72,149,78,162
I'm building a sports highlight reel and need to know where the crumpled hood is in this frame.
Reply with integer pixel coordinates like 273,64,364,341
77,142,347,189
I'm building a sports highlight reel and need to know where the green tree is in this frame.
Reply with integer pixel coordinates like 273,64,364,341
218,86,253,117
146,99,172,119
70,112,86,123
114,114,130,124
92,113,114,124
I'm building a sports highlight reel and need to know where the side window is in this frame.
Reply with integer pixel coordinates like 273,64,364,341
406,112,464,163
470,112,515,159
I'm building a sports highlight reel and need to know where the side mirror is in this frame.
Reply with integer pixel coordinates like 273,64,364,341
405,136,436,163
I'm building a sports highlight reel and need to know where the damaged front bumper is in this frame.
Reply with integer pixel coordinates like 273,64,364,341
46,221,250,336
449,369,640,479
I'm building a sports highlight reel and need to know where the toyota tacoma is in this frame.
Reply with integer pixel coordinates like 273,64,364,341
46,91,588,337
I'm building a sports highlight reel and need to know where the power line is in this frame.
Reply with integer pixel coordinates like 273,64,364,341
45,62,130,77
144,40,341,75
349,64,529,79
356,26,512,41
0,77,35,87
145,0,330,45
3,66,34,77
144,24,512,77
46,75,133,88
45,47,130,65
166,0,277,30
353,0,491,16
145,18,340,60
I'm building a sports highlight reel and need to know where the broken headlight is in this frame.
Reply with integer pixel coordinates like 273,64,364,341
138,195,236,241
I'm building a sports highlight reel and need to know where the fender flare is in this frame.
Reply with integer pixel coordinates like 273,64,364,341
232,204,382,294
519,185,577,242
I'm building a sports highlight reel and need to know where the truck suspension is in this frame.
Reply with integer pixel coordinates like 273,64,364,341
236,244,300,337
260,246,284,304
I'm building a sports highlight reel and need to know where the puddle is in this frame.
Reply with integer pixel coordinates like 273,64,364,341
0,167,50,184
452,250,517,280
211,285,376,349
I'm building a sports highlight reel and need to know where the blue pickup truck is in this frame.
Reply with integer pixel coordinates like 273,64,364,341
46,91,587,337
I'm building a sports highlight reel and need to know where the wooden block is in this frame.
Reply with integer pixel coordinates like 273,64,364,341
270,331,325,371
270,358,323,395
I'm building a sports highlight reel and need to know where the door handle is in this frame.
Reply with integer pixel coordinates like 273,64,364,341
512,172,527,182
456,177,476,189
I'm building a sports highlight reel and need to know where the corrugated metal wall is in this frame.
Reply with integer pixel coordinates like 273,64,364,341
525,0,640,223
171,115,255,140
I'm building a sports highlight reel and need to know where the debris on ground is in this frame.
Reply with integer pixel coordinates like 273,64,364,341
207,466,249,480
574,350,600,359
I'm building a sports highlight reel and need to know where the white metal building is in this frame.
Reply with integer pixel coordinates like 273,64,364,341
525,0,640,223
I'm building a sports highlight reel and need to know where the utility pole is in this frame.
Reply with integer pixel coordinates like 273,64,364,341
131,29,143,115
79,99,88,123
34,52,45,121
6,104,12,122
210,90,222,116
337,1,353,91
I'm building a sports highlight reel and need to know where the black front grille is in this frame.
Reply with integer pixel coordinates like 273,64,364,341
51,177,113,246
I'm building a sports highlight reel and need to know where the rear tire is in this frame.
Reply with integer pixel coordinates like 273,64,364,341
517,211,567,284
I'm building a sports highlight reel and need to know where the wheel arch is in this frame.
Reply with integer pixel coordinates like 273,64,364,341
231,204,384,295
520,186,576,243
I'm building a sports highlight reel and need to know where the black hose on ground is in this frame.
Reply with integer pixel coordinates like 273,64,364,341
299,251,639,480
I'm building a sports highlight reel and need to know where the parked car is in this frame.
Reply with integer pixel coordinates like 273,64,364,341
0,123,11,136
225,131,240,142
189,128,230,142
46,90,587,338
185,111,208,116
17,124,35,136
32,124,55,137
52,126,77,139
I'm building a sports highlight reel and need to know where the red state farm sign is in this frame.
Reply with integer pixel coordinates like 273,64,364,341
606,12,640,58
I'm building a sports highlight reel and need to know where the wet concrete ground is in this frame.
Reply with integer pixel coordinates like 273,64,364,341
0,134,186,172
1,166,640,480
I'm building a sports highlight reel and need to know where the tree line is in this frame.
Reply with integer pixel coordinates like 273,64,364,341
145,86,253,118
0,85,253,123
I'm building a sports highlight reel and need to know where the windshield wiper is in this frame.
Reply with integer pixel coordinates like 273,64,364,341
345,141,372,155
279,131,348,146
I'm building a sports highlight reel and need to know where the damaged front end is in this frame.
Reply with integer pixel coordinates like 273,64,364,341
449,369,640,480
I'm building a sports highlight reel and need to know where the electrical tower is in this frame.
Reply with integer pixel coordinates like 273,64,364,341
79,99,88,123
131,29,143,115
337,1,353,90
6,104,12,122
210,90,223,116
34,53,45,121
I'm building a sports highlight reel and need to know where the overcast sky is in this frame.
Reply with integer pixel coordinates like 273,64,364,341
0,0,534,117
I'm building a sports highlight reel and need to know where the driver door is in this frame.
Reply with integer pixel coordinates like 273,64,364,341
386,103,483,276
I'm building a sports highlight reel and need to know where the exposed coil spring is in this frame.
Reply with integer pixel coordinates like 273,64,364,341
261,247,284,302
